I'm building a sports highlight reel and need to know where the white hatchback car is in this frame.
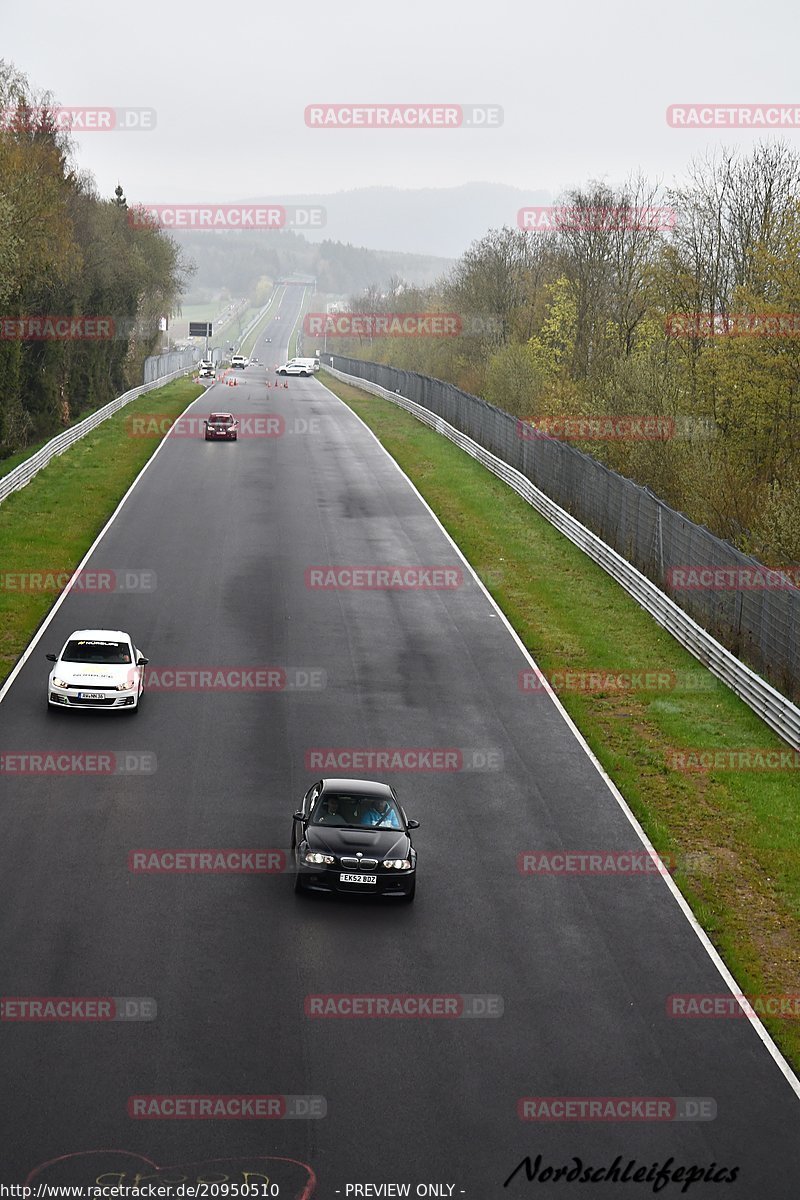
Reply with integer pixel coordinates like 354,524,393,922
46,629,148,713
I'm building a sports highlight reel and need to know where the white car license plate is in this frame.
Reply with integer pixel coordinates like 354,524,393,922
78,692,105,700
340,873,376,885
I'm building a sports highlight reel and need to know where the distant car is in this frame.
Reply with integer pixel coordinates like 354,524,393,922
230,354,247,369
46,629,148,713
265,337,272,343
288,357,319,374
198,361,215,379
277,362,311,377
204,412,238,441
292,778,419,900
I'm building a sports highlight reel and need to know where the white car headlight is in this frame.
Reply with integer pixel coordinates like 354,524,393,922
117,680,136,691
52,677,70,689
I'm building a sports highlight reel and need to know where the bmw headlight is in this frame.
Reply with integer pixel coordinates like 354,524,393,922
304,851,334,865
52,678,70,689
382,859,411,870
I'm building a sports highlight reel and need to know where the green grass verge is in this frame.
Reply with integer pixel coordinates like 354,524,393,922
1,433,71,482
0,376,202,683
320,369,800,1072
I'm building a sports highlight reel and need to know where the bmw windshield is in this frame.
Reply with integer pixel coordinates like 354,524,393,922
310,793,403,829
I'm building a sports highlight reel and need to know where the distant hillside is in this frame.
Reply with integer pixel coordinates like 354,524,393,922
175,229,451,305
174,182,555,304
242,183,553,257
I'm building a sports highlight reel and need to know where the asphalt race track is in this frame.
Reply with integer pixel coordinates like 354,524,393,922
1,285,798,1195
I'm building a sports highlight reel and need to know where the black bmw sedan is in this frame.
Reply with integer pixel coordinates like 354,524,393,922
292,778,419,901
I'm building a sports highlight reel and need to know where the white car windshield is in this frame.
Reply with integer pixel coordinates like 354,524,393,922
62,639,131,664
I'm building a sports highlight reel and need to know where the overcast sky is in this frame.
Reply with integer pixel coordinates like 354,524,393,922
3,0,798,211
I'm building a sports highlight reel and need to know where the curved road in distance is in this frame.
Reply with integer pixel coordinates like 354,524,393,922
1,284,798,1195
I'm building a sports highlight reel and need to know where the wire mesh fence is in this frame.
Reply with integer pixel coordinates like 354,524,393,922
329,354,800,704
143,348,197,384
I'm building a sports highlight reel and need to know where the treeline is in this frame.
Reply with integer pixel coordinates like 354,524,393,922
339,144,800,566
0,61,188,459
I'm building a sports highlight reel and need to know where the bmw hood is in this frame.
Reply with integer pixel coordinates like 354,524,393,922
306,827,411,858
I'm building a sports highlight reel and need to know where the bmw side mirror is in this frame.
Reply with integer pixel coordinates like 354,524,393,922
407,818,420,829
293,810,305,821
45,654,57,662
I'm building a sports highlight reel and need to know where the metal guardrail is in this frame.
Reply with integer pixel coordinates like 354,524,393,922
0,363,196,506
326,365,800,752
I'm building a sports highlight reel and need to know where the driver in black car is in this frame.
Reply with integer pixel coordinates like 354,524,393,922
316,796,348,825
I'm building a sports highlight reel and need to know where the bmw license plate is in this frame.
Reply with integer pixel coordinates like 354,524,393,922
340,873,376,885
78,692,105,700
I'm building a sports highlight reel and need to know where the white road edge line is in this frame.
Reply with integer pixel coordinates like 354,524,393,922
0,287,305,704
0,391,211,705
318,375,800,1101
